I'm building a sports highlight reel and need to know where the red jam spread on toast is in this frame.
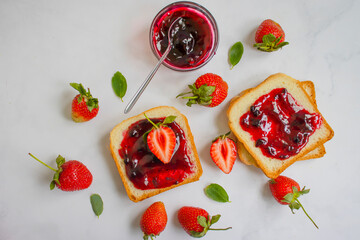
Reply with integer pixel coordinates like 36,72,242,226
240,88,322,159
119,118,194,190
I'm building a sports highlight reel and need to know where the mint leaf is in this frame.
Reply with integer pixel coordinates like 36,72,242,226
112,71,127,101
204,183,230,203
229,41,244,69
90,194,103,218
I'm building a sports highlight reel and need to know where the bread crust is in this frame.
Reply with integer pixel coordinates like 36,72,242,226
228,73,334,178
110,106,202,202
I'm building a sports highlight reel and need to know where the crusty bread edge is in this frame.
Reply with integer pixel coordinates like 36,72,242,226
110,106,202,202
228,73,334,178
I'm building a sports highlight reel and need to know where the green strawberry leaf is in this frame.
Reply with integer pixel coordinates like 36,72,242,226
70,83,98,111
212,131,232,142
50,181,56,190
178,83,217,107
282,192,294,204
112,71,127,101
70,83,87,96
190,230,207,238
90,194,104,218
300,187,310,195
274,35,282,45
267,34,277,43
142,129,152,143
210,214,221,225
186,99,197,107
204,183,230,203
254,33,289,52
229,41,244,69
143,234,156,240
163,115,176,124
56,155,65,168
198,216,208,228
289,201,301,212
142,115,176,142
188,84,197,91
198,84,215,98
276,41,289,49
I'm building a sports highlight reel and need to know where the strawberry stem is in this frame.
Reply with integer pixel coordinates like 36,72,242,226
28,153,57,172
208,227,232,231
176,91,192,98
144,114,158,129
181,96,198,100
295,199,319,229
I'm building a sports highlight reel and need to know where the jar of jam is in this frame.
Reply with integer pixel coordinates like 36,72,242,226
149,1,219,71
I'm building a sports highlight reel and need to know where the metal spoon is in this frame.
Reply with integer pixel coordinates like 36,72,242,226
124,17,181,114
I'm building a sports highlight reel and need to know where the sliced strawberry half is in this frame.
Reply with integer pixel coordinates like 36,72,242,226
147,126,176,164
210,132,237,174
144,114,177,164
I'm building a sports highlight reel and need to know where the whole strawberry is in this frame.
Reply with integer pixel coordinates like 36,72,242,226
254,19,289,52
29,153,93,191
178,206,231,238
269,175,318,228
140,201,167,240
210,132,237,174
177,73,228,107
70,83,99,122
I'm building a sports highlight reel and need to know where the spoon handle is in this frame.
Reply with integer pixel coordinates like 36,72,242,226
124,47,172,114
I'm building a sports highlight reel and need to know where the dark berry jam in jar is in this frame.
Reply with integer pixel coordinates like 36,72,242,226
150,1,219,71
240,88,322,160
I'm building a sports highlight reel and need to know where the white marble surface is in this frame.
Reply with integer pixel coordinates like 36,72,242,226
0,0,359,239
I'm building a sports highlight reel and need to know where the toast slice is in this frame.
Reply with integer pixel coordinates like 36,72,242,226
227,73,334,178
237,81,326,166
110,106,202,202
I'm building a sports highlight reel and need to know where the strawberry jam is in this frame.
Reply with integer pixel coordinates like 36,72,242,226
119,118,194,190
150,2,218,71
240,88,322,159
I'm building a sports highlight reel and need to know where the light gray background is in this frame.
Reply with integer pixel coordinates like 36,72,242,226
1,0,359,239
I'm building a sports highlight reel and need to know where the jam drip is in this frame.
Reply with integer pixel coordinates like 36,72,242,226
119,118,194,190
240,88,322,160
153,7,213,68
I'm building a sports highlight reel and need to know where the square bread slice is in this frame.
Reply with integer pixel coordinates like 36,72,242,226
110,106,202,202
236,80,326,166
227,73,334,178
